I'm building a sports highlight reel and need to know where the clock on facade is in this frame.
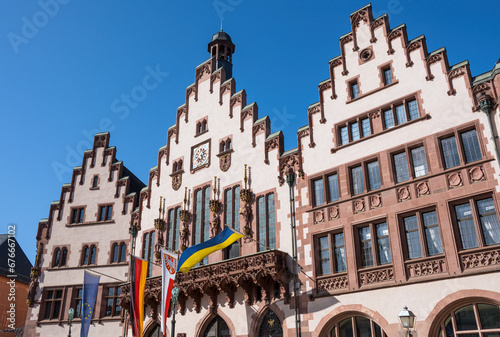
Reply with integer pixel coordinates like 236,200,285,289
192,142,210,170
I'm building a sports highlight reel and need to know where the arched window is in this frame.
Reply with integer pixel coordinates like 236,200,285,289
173,162,178,172
226,139,231,150
219,45,225,59
202,120,208,132
220,141,226,153
60,247,68,266
112,243,119,263
193,186,211,265
119,243,126,262
90,245,97,264
178,160,183,170
328,316,387,337
259,310,283,337
53,248,61,267
437,302,500,336
257,193,276,252
92,176,98,188
197,122,202,134
204,315,231,337
82,246,90,265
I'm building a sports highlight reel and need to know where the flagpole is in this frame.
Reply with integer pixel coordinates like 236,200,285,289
124,225,139,337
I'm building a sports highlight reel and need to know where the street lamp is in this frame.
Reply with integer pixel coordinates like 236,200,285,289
170,287,179,337
398,306,416,337
68,308,74,337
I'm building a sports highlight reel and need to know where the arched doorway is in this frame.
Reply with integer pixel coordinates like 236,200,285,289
204,315,231,337
145,323,161,337
259,310,283,337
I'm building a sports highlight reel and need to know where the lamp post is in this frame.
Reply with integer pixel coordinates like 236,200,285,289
67,308,74,337
398,306,416,337
286,169,301,337
170,287,179,337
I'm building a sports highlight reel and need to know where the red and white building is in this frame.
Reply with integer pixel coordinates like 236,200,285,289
26,4,500,337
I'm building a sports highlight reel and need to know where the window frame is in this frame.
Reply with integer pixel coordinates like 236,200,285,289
350,80,360,99
256,192,277,252
398,207,444,260
102,285,122,318
142,230,155,277
310,170,341,208
390,142,430,184
314,231,347,276
355,220,392,269
98,204,113,222
166,206,181,251
224,185,241,259
52,246,68,268
110,242,127,264
70,207,85,224
437,125,484,170
348,157,382,196
382,97,421,130
81,244,97,266
41,288,64,321
449,193,500,251
336,115,372,146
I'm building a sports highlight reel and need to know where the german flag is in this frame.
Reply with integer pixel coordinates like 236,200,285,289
130,255,148,337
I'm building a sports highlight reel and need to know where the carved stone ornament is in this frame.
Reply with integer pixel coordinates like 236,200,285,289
172,173,182,191
447,172,463,188
220,152,231,172
317,275,348,291
469,166,485,182
369,194,382,208
350,9,368,28
427,54,442,65
314,210,325,224
416,181,430,196
398,186,411,201
407,258,447,278
359,267,394,285
353,199,365,213
407,41,421,53
328,206,339,220
461,248,500,270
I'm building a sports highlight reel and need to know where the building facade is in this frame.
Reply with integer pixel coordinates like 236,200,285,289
26,4,500,337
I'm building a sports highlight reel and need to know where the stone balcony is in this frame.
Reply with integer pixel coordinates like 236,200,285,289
121,250,292,315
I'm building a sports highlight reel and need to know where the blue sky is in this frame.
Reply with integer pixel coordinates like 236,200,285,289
2,1,499,264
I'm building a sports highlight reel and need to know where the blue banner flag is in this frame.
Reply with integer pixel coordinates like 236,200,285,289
177,226,244,273
81,270,100,337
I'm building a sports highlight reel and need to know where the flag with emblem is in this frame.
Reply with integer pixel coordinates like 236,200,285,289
130,255,148,337
81,270,100,337
161,248,178,336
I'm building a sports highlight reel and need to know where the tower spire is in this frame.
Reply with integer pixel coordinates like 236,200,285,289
220,20,223,32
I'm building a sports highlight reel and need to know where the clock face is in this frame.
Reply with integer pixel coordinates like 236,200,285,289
192,142,209,169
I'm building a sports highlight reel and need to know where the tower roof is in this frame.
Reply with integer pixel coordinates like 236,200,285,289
211,31,232,43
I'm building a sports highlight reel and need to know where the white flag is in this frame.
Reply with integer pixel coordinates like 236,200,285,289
161,247,178,336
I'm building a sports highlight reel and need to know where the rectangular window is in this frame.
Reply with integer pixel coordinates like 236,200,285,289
98,205,112,221
167,207,181,251
441,136,461,169
313,178,325,206
316,232,346,276
104,286,122,317
257,193,276,252
74,288,83,318
351,82,359,99
193,187,211,264
395,104,407,125
383,68,392,85
367,161,381,191
408,100,419,120
454,197,500,250
361,118,371,137
461,129,482,163
383,109,395,129
318,236,331,275
340,126,349,145
43,289,63,320
401,211,444,260
411,146,428,177
351,122,360,141
358,221,392,268
142,231,155,277
71,208,84,224
351,166,364,195
327,174,340,202
393,152,410,183
225,186,241,259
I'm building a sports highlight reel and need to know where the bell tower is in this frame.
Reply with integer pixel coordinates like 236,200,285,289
208,28,235,79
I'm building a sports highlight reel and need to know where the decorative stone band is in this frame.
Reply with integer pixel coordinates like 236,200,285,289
460,247,500,271
317,274,349,292
120,250,292,315
358,265,394,286
405,256,447,279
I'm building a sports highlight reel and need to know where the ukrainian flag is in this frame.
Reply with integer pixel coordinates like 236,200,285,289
177,226,244,273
